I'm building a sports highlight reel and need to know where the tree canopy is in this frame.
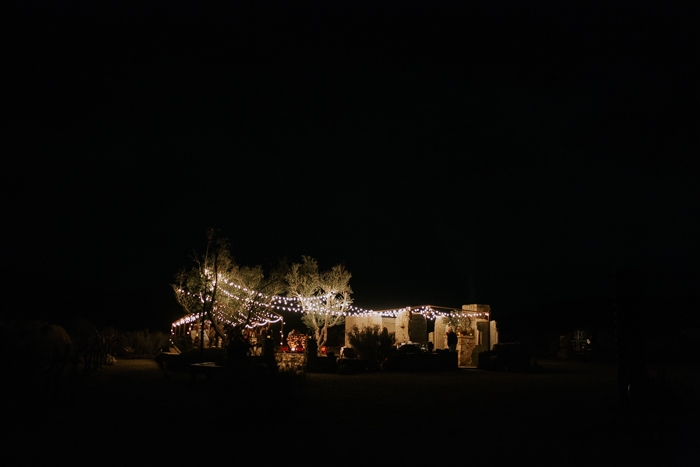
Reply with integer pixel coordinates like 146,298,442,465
172,233,287,347
285,256,351,350
173,234,352,352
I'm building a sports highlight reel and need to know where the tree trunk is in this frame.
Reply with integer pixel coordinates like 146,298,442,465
206,313,227,345
199,317,205,361
320,318,329,350
315,326,325,351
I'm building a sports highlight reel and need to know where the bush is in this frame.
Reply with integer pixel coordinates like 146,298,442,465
347,325,395,370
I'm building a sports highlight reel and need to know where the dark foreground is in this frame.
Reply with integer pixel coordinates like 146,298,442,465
6,358,698,466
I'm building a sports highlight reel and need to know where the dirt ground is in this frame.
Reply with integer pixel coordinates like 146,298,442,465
6,358,698,466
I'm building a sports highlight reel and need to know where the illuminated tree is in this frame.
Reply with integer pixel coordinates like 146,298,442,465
285,256,351,351
219,262,288,329
172,231,286,353
173,232,232,349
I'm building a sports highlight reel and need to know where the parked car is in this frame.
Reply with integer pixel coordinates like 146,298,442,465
381,343,425,371
336,346,367,374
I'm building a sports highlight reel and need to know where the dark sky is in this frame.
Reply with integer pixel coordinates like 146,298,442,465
6,2,699,331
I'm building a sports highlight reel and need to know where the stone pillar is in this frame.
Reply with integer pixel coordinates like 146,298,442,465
490,320,499,350
457,335,477,368
434,316,448,350
395,310,411,343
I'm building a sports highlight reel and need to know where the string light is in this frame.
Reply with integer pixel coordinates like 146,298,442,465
173,273,490,332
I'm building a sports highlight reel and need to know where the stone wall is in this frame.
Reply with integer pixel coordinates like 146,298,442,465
395,311,410,343
458,335,477,367
410,313,427,344
490,320,499,350
435,316,448,350
344,315,396,347
394,311,427,344
434,304,496,367
383,317,396,336
345,305,493,353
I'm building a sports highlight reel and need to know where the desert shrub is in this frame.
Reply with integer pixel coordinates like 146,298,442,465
347,325,395,369
276,353,306,375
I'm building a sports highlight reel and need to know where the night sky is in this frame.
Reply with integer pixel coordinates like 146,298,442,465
6,2,699,334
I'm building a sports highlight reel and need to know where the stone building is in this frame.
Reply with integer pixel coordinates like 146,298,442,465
344,304,498,368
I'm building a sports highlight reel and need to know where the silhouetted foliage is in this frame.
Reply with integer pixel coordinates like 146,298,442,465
173,230,287,354
347,324,395,370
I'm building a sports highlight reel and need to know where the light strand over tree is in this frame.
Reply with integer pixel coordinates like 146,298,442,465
172,231,286,352
285,256,351,352
172,231,232,351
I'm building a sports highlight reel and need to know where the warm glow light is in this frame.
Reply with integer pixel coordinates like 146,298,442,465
174,272,489,331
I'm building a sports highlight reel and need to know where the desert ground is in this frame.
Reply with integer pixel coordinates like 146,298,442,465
7,357,698,466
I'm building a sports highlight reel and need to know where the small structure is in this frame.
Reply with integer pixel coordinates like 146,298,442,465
345,304,498,369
